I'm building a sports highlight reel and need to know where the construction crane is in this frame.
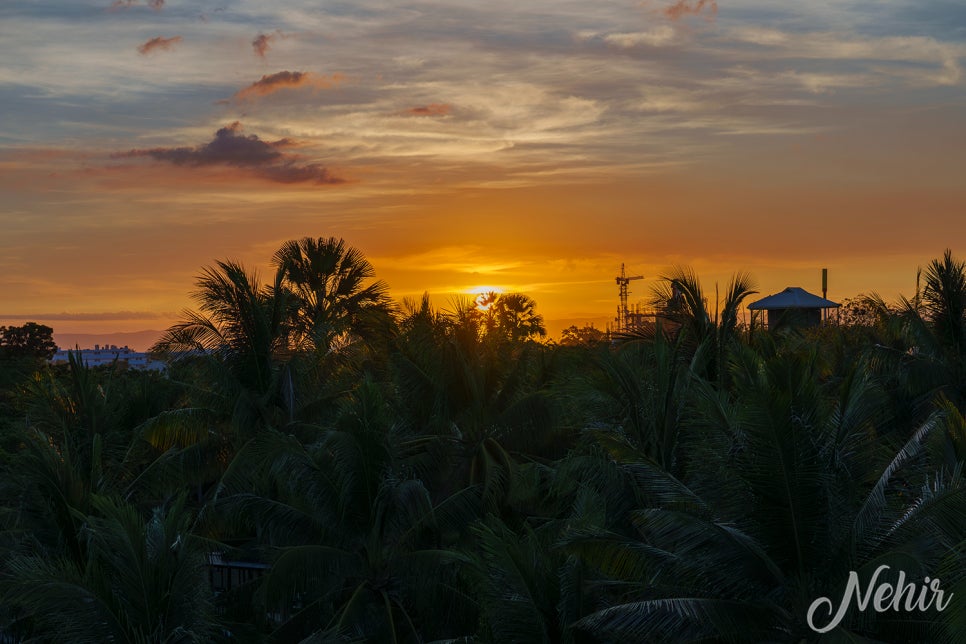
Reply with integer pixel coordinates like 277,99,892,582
615,263,643,333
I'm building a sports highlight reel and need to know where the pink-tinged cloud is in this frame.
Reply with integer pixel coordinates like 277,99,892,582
233,71,344,100
137,36,182,55
665,0,717,20
114,122,342,185
403,103,451,117
253,33,274,58
253,31,291,58
236,71,309,99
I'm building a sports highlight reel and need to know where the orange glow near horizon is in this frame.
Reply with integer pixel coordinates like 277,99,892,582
1,3,964,350
0,246,937,351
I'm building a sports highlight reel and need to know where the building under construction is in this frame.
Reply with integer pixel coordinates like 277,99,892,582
612,264,840,335
613,264,662,335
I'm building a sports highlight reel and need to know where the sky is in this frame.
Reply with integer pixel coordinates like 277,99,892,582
1,0,965,348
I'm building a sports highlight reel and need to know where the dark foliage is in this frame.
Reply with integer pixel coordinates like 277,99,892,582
1,244,964,643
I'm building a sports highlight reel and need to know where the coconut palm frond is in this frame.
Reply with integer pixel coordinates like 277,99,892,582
574,596,784,643
852,413,941,553
470,519,563,644
718,271,758,338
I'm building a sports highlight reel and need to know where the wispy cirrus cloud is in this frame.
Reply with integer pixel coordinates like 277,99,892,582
111,0,164,10
113,122,342,185
728,28,965,87
233,71,344,101
371,246,522,274
137,36,182,55
603,27,678,48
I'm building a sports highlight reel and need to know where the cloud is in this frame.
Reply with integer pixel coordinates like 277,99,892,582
665,0,717,20
123,122,282,166
370,246,525,280
728,29,965,87
137,36,182,55
253,33,274,58
110,0,163,10
252,31,291,58
603,27,677,48
237,71,309,98
114,122,342,184
233,71,344,100
401,103,451,117
1,311,173,321
257,163,342,184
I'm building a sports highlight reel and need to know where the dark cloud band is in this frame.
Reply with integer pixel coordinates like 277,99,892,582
115,122,342,185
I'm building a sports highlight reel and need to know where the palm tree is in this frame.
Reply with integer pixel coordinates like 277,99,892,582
922,249,966,356
648,267,757,385
211,380,479,641
573,331,694,473
862,250,966,421
1,495,222,642
469,516,589,644
144,260,296,496
392,295,560,511
564,342,966,642
272,236,393,354
152,259,290,399
490,293,547,343
6,353,151,563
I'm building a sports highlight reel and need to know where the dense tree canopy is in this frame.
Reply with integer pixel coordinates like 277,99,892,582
0,322,57,360
1,242,964,643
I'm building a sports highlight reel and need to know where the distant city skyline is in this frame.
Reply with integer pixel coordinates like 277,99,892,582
2,1,964,344
50,343,166,370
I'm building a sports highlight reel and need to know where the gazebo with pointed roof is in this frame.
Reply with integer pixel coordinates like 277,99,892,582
747,286,839,330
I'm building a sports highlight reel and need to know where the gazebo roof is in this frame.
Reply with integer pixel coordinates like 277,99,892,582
747,287,840,311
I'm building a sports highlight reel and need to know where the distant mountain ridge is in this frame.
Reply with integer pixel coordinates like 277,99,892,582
54,330,164,353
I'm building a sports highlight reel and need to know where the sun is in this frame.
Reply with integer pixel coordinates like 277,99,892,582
469,286,503,311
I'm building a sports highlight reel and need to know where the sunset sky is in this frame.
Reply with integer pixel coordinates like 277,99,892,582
2,0,965,348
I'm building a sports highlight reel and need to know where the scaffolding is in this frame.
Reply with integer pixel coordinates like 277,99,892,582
614,263,643,333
